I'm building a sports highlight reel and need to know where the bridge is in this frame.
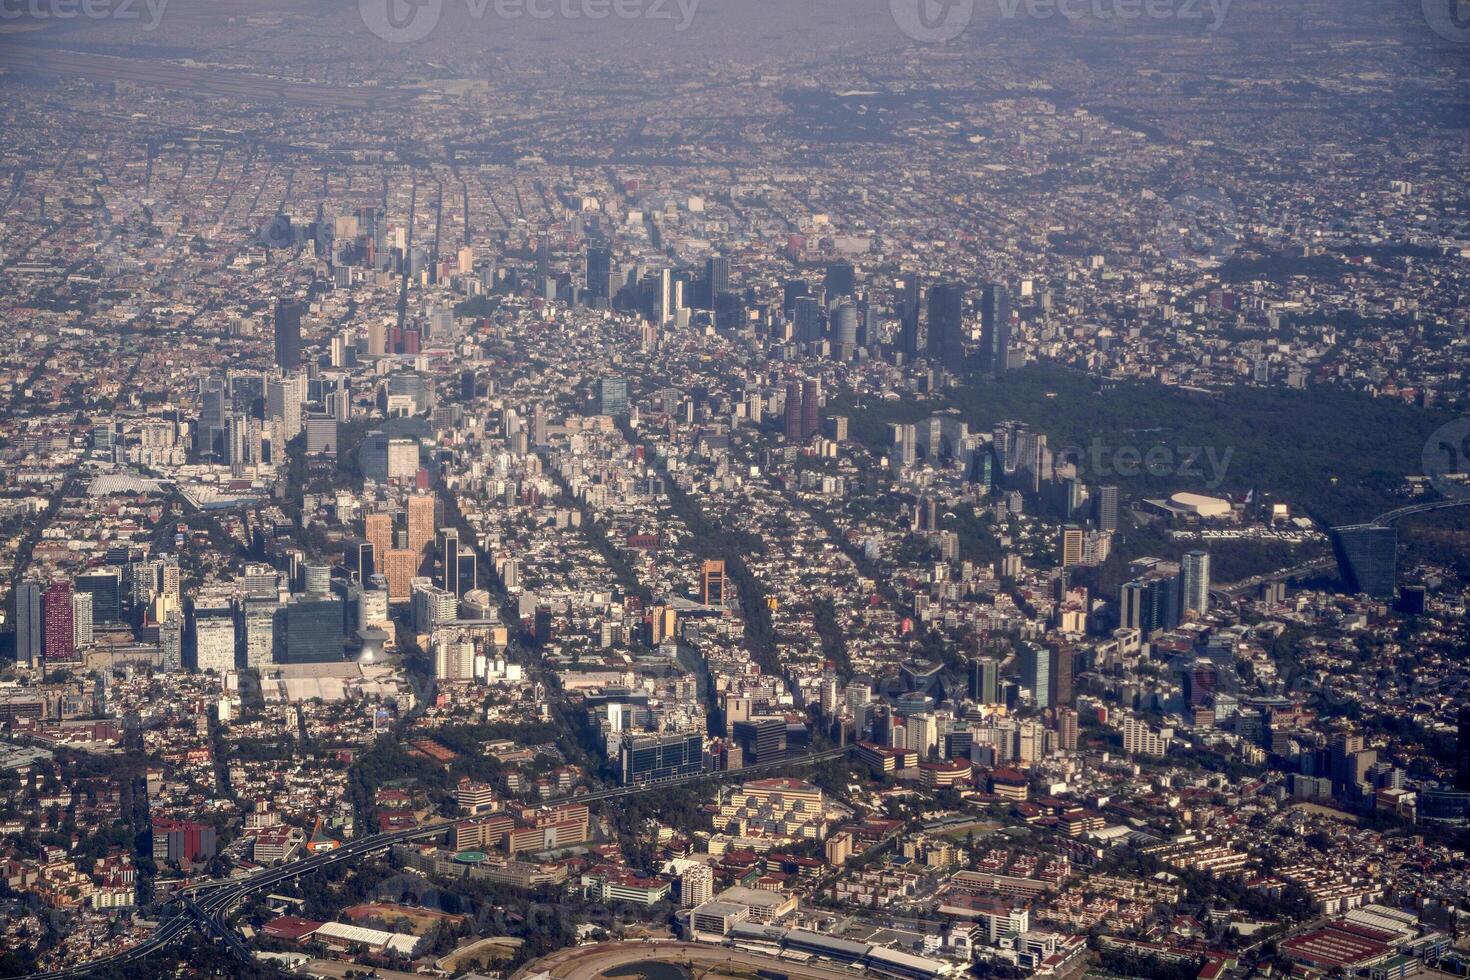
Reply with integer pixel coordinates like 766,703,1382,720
28,746,853,979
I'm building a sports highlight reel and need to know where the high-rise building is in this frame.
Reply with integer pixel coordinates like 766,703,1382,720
585,244,613,302
969,657,999,704
381,548,419,603
784,380,803,441
273,297,303,371
407,494,436,557
1020,642,1051,709
1056,707,1079,751
782,278,810,314
824,261,855,299
440,527,461,596
15,579,42,667
244,598,282,668
43,580,76,663
598,377,629,417
1094,485,1119,534
701,560,726,607
619,731,705,785
1181,550,1211,616
197,376,229,458
1333,524,1397,599
680,865,714,908
830,301,859,360
793,296,823,346
267,375,304,444
282,597,345,664
1120,563,1182,636
71,591,93,650
704,254,729,306
731,719,786,763
925,282,965,362
1049,645,1074,707
801,378,821,441
1058,525,1084,567
364,513,393,570
897,275,921,359
192,594,237,673
980,282,1011,371
75,568,122,624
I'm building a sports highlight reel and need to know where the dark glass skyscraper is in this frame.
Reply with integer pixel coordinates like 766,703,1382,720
1333,524,1397,599
282,597,345,663
980,282,1011,371
274,298,303,371
585,244,613,301
824,261,855,299
704,254,729,307
926,282,965,362
15,580,42,668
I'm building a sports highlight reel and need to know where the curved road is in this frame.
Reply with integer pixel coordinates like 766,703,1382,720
1211,496,1470,603
516,940,863,980
27,747,853,979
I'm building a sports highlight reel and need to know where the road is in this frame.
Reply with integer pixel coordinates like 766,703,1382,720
28,747,852,979
1211,495,1470,603
516,940,866,980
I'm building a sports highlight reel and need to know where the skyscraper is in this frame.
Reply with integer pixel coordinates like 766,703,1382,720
43,580,76,663
15,579,42,667
71,591,93,650
897,275,921,359
801,378,821,441
1021,642,1051,709
598,377,629,417
273,298,303,371
701,560,726,606
440,527,461,596
1181,550,1211,616
705,254,729,306
1049,645,1074,707
197,377,228,458
784,380,803,442
925,282,965,362
1094,485,1120,534
282,596,346,664
824,261,855,298
1333,524,1397,599
969,657,999,704
585,243,613,302
1058,525,1084,567
364,513,393,569
831,301,859,360
407,493,436,557
980,282,1011,371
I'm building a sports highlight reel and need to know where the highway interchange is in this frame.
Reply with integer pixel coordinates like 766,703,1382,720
25,747,852,979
